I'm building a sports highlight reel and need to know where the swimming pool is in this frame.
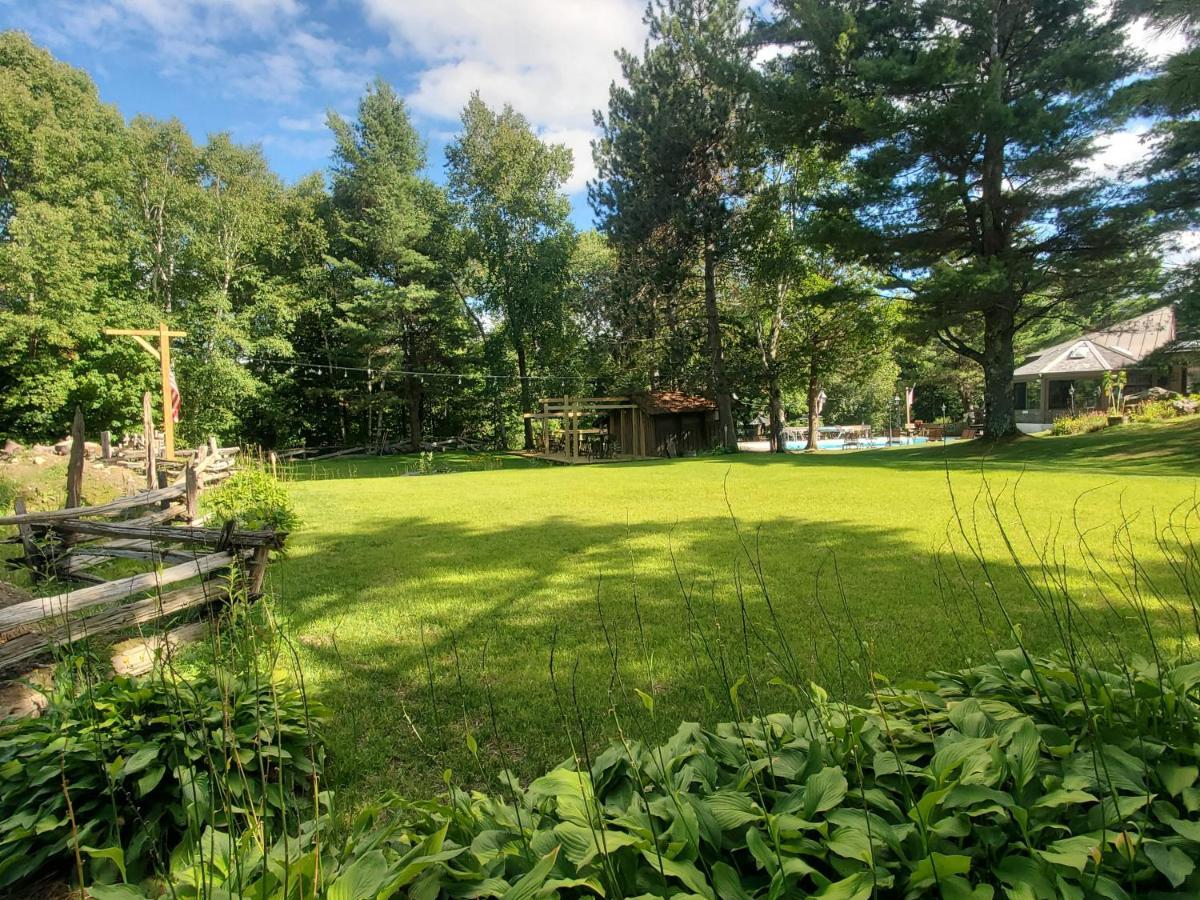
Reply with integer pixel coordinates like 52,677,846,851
784,435,955,451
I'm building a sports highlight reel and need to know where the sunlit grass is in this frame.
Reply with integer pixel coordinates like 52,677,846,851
269,417,1200,804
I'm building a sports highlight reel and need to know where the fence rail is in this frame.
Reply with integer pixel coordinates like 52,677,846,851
0,421,283,674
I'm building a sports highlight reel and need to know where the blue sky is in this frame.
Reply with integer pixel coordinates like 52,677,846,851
1,0,655,229
0,1,1191,247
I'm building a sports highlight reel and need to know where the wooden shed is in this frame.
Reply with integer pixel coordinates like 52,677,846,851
608,390,719,458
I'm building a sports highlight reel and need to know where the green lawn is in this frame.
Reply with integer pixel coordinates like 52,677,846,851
271,418,1200,805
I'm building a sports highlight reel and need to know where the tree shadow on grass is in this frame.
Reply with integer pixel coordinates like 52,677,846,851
266,488,1198,803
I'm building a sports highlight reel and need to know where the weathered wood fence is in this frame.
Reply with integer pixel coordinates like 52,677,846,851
0,433,284,672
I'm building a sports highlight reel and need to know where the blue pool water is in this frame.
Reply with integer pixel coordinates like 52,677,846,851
784,435,954,451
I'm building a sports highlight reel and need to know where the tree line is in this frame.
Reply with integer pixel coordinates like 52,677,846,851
1,0,1195,449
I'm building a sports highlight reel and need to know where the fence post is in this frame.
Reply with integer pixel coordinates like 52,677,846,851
157,470,169,510
246,546,271,598
66,407,85,510
184,463,199,522
142,392,156,491
100,430,112,460
269,451,277,479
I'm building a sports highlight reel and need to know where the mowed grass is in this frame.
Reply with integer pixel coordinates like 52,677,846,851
270,418,1200,804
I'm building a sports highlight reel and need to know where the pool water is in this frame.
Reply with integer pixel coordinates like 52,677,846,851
784,435,956,451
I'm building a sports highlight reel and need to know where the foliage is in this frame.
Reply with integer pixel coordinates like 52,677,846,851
1102,370,1128,414
593,0,755,450
446,93,578,451
375,649,1200,897
99,647,1200,897
1129,399,1184,423
201,467,299,532
762,0,1162,437
0,662,323,890
1052,412,1110,435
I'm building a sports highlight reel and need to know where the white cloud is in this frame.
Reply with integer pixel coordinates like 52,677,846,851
362,0,648,193
15,0,368,107
1124,18,1190,64
1089,125,1152,176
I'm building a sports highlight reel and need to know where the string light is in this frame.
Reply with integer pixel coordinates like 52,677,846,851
250,356,593,383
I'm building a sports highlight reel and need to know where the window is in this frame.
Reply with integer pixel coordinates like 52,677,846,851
1066,343,1088,360
1048,380,1074,408
1013,380,1040,410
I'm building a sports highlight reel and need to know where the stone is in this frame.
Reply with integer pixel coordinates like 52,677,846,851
2,439,21,455
53,438,72,455
84,441,102,458
31,455,46,466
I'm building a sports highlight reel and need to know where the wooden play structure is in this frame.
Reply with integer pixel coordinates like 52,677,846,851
523,391,719,463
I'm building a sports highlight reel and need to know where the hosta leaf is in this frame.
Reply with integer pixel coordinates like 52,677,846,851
909,852,972,890
81,844,127,881
1037,835,1101,873
1032,789,1097,809
815,870,876,900
121,744,160,777
553,821,641,867
85,886,151,900
712,861,755,900
826,825,874,864
1144,841,1194,888
1158,763,1198,798
328,849,391,900
1167,816,1200,842
501,846,559,900
640,848,713,899
994,854,1056,898
705,790,762,830
136,764,166,797
1006,719,1040,789
803,767,848,819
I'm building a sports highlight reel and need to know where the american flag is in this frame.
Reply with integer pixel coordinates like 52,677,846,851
169,368,181,423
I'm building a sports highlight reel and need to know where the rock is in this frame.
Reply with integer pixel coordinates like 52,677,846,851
2,439,21,455
31,455,46,465
31,444,53,455
53,439,72,455
83,441,102,458
1173,398,1198,415
1125,386,1180,403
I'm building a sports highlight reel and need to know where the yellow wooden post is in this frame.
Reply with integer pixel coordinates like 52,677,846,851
104,323,186,462
158,322,175,460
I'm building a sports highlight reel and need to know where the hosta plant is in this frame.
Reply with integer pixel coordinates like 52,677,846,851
0,664,323,889
90,648,1200,898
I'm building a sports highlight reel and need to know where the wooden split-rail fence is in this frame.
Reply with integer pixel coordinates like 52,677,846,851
0,429,285,673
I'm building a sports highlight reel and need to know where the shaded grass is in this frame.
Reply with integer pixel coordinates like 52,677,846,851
268,418,1200,805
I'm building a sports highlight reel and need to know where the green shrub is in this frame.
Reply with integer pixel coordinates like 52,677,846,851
1130,399,1181,423
1052,411,1108,435
0,663,323,889
91,648,1200,898
202,468,299,532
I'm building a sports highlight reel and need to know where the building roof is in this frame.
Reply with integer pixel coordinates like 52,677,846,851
1014,306,1177,378
633,390,718,415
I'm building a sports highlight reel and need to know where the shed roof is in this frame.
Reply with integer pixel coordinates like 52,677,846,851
633,390,717,415
1014,306,1176,378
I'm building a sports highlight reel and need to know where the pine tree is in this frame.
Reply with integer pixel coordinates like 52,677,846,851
767,0,1161,435
593,0,756,450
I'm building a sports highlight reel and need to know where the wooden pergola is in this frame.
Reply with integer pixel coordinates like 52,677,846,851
522,396,653,463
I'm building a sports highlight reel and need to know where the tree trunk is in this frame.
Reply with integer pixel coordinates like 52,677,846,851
982,306,1017,437
806,369,821,452
516,341,534,450
702,241,736,451
405,375,422,452
768,371,785,453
